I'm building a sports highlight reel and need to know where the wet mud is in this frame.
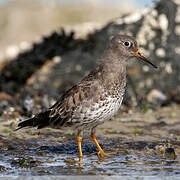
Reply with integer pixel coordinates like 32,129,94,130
0,104,180,176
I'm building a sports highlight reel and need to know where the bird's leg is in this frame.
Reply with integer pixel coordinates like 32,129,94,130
91,132,116,158
76,132,83,166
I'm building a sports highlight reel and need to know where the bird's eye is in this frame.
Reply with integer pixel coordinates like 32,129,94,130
124,41,131,47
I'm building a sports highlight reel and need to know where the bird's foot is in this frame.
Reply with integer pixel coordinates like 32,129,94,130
78,156,83,168
98,150,117,159
78,160,82,168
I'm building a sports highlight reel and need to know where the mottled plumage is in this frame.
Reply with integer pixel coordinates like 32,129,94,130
17,34,157,165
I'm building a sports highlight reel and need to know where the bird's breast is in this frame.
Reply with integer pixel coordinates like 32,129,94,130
71,84,125,126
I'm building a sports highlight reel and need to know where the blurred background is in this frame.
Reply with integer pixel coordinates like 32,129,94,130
0,0,152,55
0,0,179,117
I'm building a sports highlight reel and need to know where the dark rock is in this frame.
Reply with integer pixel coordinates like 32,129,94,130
164,147,177,160
0,29,84,95
0,0,179,107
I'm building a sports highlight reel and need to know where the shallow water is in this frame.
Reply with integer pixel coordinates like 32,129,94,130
0,142,180,177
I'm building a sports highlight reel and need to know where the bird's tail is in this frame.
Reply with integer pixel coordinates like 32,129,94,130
16,110,51,131
15,117,35,131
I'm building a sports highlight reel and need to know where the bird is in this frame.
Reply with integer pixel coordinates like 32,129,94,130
17,34,157,165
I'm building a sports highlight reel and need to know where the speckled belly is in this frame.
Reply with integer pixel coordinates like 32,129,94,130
70,95,124,130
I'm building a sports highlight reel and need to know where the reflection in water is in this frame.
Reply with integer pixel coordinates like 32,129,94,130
0,147,179,176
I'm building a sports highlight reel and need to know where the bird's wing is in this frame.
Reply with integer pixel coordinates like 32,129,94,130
48,78,104,126
48,66,105,127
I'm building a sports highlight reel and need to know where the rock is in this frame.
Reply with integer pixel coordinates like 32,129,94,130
164,147,177,160
147,89,167,104
26,48,95,95
23,96,34,112
0,29,83,94
0,92,12,100
0,165,6,172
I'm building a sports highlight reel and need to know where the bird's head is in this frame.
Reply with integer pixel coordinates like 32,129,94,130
110,34,157,69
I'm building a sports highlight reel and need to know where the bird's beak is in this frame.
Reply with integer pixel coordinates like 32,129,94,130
135,49,158,69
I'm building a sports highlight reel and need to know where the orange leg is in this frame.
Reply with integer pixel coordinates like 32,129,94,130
91,132,116,158
77,135,83,166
